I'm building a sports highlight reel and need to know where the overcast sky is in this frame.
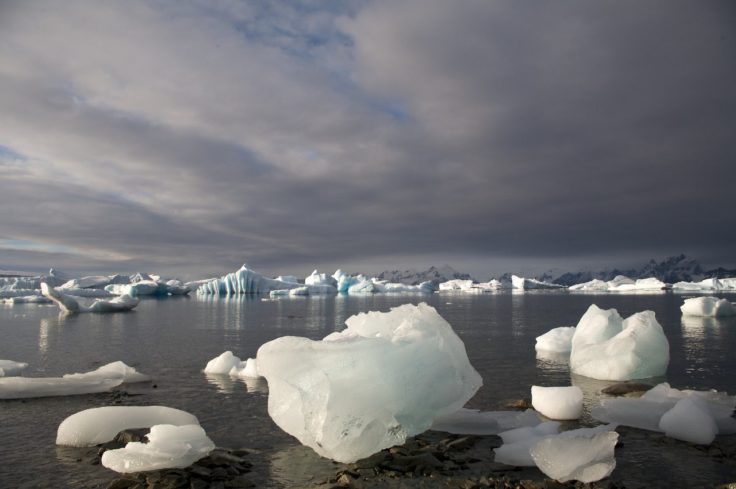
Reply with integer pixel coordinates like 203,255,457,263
1,0,734,280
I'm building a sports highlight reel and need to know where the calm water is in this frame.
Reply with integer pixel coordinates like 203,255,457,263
2,291,736,488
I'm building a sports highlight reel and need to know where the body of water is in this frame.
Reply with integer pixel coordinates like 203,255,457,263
1,291,736,487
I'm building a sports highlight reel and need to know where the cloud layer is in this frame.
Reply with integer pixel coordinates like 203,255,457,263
1,0,734,278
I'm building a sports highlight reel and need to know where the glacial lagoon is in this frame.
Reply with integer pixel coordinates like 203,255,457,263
2,291,736,487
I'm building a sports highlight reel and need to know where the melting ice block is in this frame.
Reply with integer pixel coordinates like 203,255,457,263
530,430,618,483
680,296,736,317
659,397,718,445
0,377,122,399
0,359,29,377
531,386,583,420
257,303,482,463
569,304,669,381
57,406,200,446
101,424,214,473
535,326,575,353
63,361,150,383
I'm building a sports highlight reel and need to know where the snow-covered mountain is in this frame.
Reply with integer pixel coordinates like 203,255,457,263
552,254,732,286
376,265,475,285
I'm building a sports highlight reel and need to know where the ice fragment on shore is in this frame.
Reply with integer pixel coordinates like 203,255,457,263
659,396,718,444
493,422,561,466
531,386,583,420
56,406,200,446
530,430,618,483
256,303,482,463
680,296,736,317
569,304,669,380
101,424,214,473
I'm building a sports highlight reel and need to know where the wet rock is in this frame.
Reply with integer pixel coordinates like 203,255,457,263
106,478,141,489
504,399,533,410
601,382,653,396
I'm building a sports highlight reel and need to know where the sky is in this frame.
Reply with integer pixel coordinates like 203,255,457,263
1,0,735,280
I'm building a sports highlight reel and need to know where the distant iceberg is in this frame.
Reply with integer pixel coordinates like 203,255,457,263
511,275,565,290
42,283,138,313
197,265,300,295
0,359,29,377
438,278,510,293
680,296,736,317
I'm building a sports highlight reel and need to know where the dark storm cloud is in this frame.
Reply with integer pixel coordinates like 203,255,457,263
0,0,734,278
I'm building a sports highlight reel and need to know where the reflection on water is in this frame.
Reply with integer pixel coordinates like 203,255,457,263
535,349,570,367
570,373,666,424
244,377,268,394
268,444,337,488
205,373,269,395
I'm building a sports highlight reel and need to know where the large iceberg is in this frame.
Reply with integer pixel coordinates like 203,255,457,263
591,382,736,443
42,283,139,313
57,406,200,446
511,275,565,290
569,304,669,381
680,296,736,317
197,265,299,295
0,359,29,377
256,303,482,463
101,424,214,473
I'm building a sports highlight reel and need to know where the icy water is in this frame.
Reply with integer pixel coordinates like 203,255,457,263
2,291,736,488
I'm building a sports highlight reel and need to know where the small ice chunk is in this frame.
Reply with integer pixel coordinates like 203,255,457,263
101,424,214,473
257,303,482,463
204,351,242,375
56,406,200,446
659,396,718,445
531,386,583,420
680,296,736,317
535,327,575,353
494,422,561,466
63,361,151,383
431,408,540,435
0,359,29,377
0,377,122,399
570,304,669,381
241,358,260,378
530,430,618,483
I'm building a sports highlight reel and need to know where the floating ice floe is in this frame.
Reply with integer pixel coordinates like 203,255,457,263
305,270,337,288
680,296,736,317
438,279,510,293
568,279,609,292
1,294,51,304
569,304,669,381
0,359,28,377
530,429,619,483
673,277,736,292
42,283,139,313
101,424,215,473
0,377,122,399
204,351,261,378
56,406,200,446
535,326,575,353
256,303,482,463
430,408,541,435
106,279,187,297
591,382,736,444
63,361,151,383
531,386,583,420
439,279,475,291
609,277,667,292
511,275,564,290
197,265,299,295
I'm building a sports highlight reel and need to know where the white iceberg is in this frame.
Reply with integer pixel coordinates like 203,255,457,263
101,424,214,473
569,304,669,381
0,359,28,377
305,270,337,288
56,406,200,447
535,326,575,353
2,294,51,304
204,351,261,378
680,296,736,317
658,396,718,445
511,275,564,290
569,279,610,291
63,361,150,383
606,275,635,288
430,408,541,435
59,276,113,290
256,303,482,463
439,279,475,291
530,430,618,483
609,277,666,292
531,385,583,420
42,283,138,313
493,421,561,466
197,265,299,295
592,382,736,440
381,281,435,294
333,269,359,292
0,377,122,399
